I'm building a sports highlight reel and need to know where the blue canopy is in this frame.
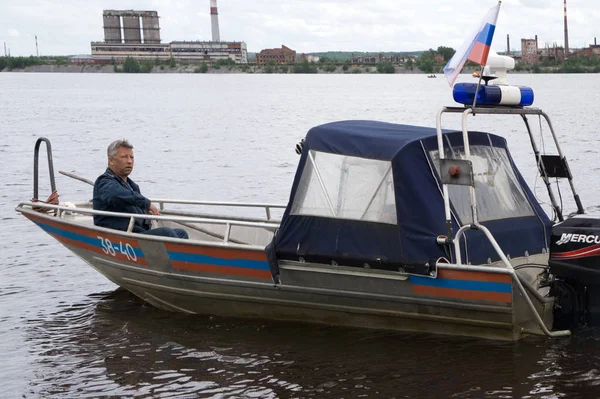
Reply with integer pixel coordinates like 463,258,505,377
272,120,552,273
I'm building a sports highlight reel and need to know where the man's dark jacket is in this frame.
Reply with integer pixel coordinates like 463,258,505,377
93,168,152,233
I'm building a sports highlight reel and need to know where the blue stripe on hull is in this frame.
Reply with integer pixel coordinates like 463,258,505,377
410,275,511,293
167,251,270,270
33,221,145,258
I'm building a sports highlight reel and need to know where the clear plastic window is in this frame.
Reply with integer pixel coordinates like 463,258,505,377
291,150,397,224
430,144,535,223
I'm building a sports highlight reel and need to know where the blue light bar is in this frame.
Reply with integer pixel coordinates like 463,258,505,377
453,83,534,107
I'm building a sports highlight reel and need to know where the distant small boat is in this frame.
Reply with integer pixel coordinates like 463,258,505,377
427,74,437,78
472,71,480,77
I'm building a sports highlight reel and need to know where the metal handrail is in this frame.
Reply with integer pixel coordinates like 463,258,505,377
16,201,280,233
451,223,570,338
537,110,584,215
520,115,564,221
55,170,287,221
461,108,479,224
150,198,286,221
33,137,56,200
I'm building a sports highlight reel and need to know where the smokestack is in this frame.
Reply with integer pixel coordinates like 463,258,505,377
564,0,569,56
210,0,220,42
506,34,510,54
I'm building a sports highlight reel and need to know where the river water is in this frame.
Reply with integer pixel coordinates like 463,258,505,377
2,72,600,398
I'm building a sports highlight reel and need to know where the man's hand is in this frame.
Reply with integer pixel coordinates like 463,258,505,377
148,204,161,215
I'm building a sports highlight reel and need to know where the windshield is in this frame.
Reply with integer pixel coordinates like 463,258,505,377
291,150,397,225
430,144,535,223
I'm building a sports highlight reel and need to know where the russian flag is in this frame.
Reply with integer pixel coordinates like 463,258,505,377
443,2,501,86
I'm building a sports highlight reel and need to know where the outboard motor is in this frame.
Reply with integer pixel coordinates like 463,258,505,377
549,215,600,328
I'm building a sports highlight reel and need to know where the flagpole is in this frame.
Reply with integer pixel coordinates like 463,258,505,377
471,65,485,113
470,1,501,113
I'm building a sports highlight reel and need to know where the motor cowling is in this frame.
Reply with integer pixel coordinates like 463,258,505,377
549,215,600,327
550,216,600,284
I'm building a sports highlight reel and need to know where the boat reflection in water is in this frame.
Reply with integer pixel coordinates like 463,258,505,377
23,288,600,398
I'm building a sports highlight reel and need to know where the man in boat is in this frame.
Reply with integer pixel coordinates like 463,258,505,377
93,139,189,239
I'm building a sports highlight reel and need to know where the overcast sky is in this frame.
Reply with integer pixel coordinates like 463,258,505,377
1,0,598,57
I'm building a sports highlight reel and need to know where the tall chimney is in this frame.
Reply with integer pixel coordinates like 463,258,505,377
210,0,220,42
506,34,510,54
564,0,569,56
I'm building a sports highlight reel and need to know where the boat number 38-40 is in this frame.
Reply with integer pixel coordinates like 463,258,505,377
97,236,138,262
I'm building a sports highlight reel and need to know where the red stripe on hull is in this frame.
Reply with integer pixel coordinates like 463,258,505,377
413,285,512,303
438,269,511,283
170,260,271,279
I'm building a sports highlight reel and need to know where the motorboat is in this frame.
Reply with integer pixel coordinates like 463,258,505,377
16,63,600,341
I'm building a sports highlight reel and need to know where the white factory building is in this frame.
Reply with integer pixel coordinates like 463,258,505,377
90,4,247,64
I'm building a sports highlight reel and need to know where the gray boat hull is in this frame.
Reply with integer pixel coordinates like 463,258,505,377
20,207,555,341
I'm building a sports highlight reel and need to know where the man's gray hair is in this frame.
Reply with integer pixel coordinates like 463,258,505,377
107,139,133,158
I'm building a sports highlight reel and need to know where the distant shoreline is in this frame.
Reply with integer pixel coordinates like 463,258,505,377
2,64,597,74
1,64,470,75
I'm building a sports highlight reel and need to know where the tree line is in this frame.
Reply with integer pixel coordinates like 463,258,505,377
0,56,68,71
3,48,600,74
518,54,600,73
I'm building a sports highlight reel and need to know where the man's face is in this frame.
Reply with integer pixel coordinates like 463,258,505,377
109,147,134,179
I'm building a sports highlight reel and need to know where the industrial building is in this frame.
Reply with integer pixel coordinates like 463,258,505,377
170,41,247,63
255,45,296,65
90,10,169,61
572,38,600,58
351,54,403,65
90,4,247,64
102,10,161,44
520,35,566,64
521,37,539,64
91,42,170,62
519,35,600,65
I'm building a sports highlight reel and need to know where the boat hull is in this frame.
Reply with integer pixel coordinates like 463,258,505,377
22,210,554,341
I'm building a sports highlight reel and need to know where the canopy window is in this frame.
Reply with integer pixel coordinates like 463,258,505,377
430,144,535,223
291,150,397,225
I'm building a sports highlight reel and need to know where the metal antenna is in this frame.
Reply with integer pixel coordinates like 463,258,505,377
563,0,569,57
